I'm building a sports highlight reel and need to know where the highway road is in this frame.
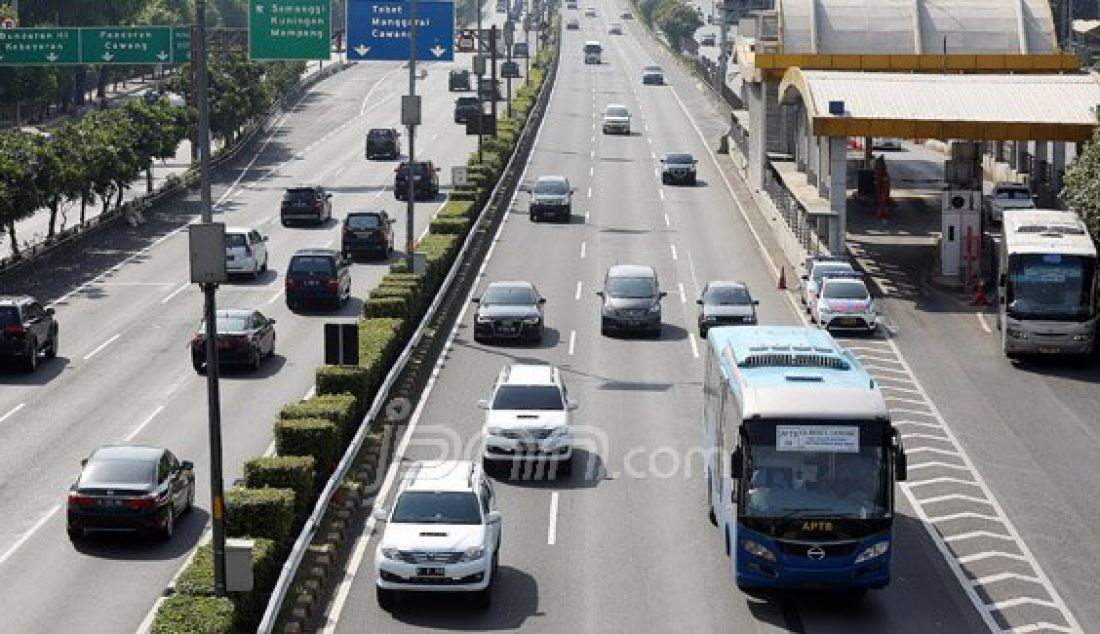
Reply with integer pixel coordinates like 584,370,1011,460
319,3,993,632
0,7,515,630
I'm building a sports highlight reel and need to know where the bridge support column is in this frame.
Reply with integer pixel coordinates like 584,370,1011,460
827,136,847,255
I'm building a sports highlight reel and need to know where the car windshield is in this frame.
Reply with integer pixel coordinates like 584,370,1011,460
0,306,18,327
644,66,662,73
492,385,564,410
212,315,251,332
347,214,382,229
742,430,890,520
585,44,601,53
482,285,538,305
368,130,392,140
391,491,482,524
81,458,156,486
534,179,568,195
665,153,693,165
607,276,656,298
996,187,1031,199
705,286,751,305
290,256,335,275
225,233,248,248
285,188,318,199
1006,253,1097,320
605,106,629,118
457,97,478,106
823,282,869,300
812,264,853,284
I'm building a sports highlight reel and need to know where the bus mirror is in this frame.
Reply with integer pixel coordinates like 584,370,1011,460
998,273,1005,287
730,448,743,477
894,449,907,482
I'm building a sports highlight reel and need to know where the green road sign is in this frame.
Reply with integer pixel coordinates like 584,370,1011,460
173,26,192,63
0,28,80,65
81,26,174,65
248,0,331,61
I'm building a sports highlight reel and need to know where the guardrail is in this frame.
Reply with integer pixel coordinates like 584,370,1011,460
256,34,561,634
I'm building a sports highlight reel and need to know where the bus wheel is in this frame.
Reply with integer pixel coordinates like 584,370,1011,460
706,472,718,526
725,528,731,557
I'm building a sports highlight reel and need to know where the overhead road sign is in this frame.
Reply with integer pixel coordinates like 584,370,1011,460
81,26,174,64
249,0,332,61
173,26,192,63
347,0,455,62
0,28,80,65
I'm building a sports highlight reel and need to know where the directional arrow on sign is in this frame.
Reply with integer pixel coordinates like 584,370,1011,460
45,52,58,62
354,44,370,56
255,4,266,12
430,44,446,58
157,51,168,61
102,51,114,62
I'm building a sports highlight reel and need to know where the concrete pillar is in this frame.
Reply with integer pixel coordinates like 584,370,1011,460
807,134,819,187
1015,140,1029,175
797,112,808,172
747,82,767,190
1052,141,1067,194
817,136,829,197
828,136,848,255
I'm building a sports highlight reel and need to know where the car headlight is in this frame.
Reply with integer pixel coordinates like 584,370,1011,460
743,315,757,324
741,538,776,562
476,314,493,323
1006,328,1027,340
462,546,486,561
523,316,540,324
648,304,661,313
854,541,889,564
380,546,401,560
602,306,618,317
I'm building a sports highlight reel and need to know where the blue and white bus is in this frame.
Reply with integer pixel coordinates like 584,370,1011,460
703,326,907,591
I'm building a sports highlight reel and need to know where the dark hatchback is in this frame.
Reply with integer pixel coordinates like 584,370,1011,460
394,161,440,201
280,186,332,226
342,210,394,260
66,445,195,541
365,128,400,160
285,249,351,311
449,69,471,91
454,96,480,124
0,295,58,372
190,309,277,373
473,281,546,343
697,281,758,337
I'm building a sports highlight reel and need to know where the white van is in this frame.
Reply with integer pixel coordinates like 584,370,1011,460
584,41,602,64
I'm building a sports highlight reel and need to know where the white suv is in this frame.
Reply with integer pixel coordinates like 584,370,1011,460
224,226,269,279
479,364,576,477
373,460,501,610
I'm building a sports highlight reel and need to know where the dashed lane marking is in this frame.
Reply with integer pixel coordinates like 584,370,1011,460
575,281,583,300
0,403,25,426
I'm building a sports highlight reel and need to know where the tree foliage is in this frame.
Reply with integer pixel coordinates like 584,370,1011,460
1061,132,1100,244
653,0,703,52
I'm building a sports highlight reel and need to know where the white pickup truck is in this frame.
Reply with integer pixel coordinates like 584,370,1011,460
985,182,1036,224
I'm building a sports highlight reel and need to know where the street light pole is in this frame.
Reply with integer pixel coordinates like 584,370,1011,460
405,0,418,273
194,0,227,597
476,0,484,163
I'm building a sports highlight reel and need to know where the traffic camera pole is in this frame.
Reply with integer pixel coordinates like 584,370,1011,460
476,0,484,163
405,0,418,273
194,0,227,597
490,25,498,125
505,28,513,119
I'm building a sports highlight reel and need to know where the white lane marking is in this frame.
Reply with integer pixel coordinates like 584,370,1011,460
575,281,583,300
0,505,61,569
0,403,25,425
664,213,670,227
83,333,121,361
265,290,285,305
547,492,560,545
647,137,652,145
585,209,590,222
361,66,402,114
322,57,560,632
651,150,656,160
688,332,700,358
670,244,678,261
568,330,576,356
976,312,991,333
590,149,595,158
125,405,165,442
590,134,595,143
580,241,586,259
687,249,700,295
658,188,665,201
589,166,594,177
587,187,592,198
374,186,385,198
678,282,686,304
160,281,190,304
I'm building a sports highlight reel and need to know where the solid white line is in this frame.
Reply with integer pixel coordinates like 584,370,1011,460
83,333,121,361
976,312,991,333
678,282,686,304
160,281,190,304
0,403,25,425
579,241,586,259
688,332,700,358
568,330,576,356
664,213,670,227
586,186,592,198
547,492,560,545
360,66,401,115
658,188,665,201
265,290,284,305
575,281,583,300
125,405,164,442
670,244,678,260
956,551,1029,565
0,505,61,569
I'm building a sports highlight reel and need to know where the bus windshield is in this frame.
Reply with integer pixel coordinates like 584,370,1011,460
741,423,890,521
1006,253,1097,321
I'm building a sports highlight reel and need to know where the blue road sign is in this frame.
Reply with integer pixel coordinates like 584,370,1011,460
347,0,454,62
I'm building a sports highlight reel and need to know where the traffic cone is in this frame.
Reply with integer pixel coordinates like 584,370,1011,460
778,266,787,290
973,279,987,306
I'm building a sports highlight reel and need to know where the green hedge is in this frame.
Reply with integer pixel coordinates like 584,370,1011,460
274,418,340,479
363,295,408,319
429,215,471,235
225,486,295,544
418,234,460,285
151,596,235,634
438,199,475,218
316,365,372,410
360,317,404,386
244,455,316,519
280,393,358,443
173,538,280,631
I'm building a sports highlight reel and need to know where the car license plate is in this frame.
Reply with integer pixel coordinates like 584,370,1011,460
417,567,445,577
355,231,372,238
498,326,516,334
520,442,538,453
306,280,319,287
1039,346,1060,354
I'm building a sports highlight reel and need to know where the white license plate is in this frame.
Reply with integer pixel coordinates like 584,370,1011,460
417,567,445,577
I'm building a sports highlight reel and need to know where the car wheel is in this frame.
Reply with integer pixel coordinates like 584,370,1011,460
281,219,290,228
192,357,205,374
491,550,500,575
474,583,492,610
67,526,84,542
661,174,669,185
252,261,261,280
250,349,262,372
260,254,268,273
689,176,697,186
160,504,175,541
184,484,195,514
45,330,58,359
376,587,397,611
23,341,37,373
699,327,707,339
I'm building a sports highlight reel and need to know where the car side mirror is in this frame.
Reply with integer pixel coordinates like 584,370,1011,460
595,290,604,297
695,299,703,305
372,507,389,522
471,297,481,303
268,318,277,325
538,298,547,304
730,447,743,478
262,235,269,242
487,510,502,524
693,160,698,164
181,460,194,471
81,458,88,467
477,399,490,409
326,193,333,199
46,307,55,315
659,291,667,298
752,300,760,305
800,274,808,280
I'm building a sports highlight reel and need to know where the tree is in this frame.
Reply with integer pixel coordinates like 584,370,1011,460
41,124,88,237
653,0,702,52
637,0,661,26
122,100,190,192
0,132,49,257
1060,131,1100,245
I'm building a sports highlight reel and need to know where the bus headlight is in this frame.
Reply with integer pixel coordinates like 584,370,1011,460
854,541,889,564
741,538,776,562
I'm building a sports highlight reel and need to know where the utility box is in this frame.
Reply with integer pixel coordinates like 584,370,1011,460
188,223,227,284
401,95,421,126
225,538,255,592
324,322,359,366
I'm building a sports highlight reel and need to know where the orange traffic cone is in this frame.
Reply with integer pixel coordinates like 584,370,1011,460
973,279,987,306
778,266,787,290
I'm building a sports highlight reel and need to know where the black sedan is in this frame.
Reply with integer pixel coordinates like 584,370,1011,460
190,309,276,372
67,445,195,541
472,281,546,343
